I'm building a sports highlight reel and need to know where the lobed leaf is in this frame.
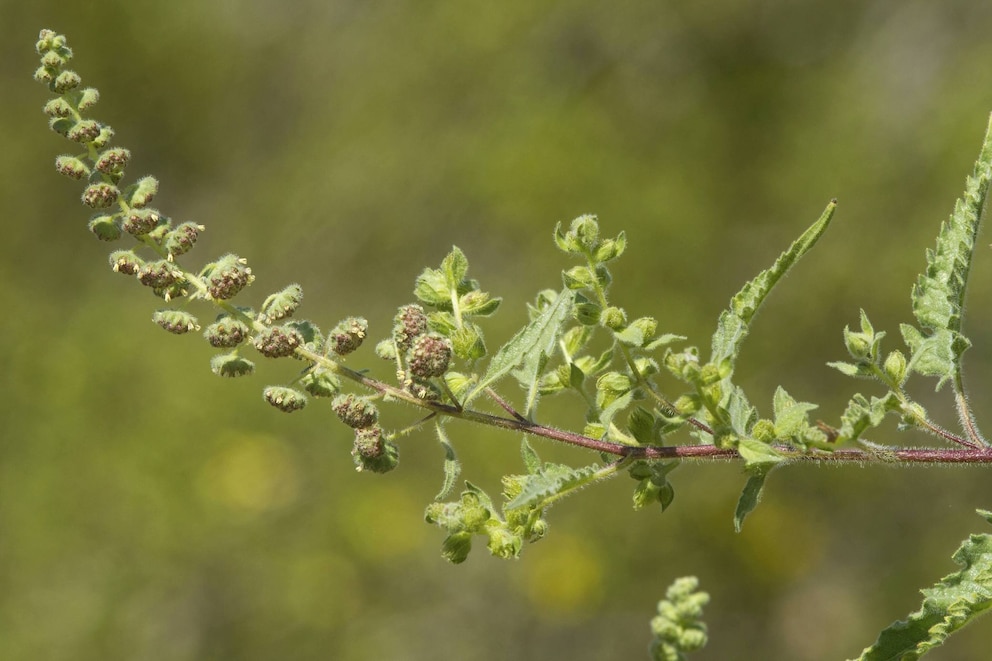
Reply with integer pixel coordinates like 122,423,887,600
466,288,575,404
912,115,992,335
854,510,992,660
711,201,836,369
505,462,603,511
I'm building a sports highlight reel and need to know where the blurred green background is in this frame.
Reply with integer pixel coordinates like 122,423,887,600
4,2,992,659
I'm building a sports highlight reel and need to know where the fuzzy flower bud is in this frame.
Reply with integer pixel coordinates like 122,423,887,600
252,325,303,358
351,426,399,474
67,119,100,143
122,208,162,236
52,70,81,93
393,304,428,351
263,386,307,413
152,309,199,334
43,98,73,118
127,176,158,208
54,155,89,179
109,250,144,275
137,260,184,289
81,182,119,209
91,126,114,150
164,222,204,257
95,147,131,177
332,393,378,429
203,316,250,348
407,333,452,378
260,284,304,323
206,254,253,300
330,316,368,355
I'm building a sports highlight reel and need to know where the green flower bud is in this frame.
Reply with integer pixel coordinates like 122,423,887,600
91,126,114,150
257,284,304,323
263,386,307,412
94,147,131,178
205,254,254,300
751,419,776,443
843,326,872,361
573,301,601,325
127,176,159,208
81,182,119,209
674,394,701,416
77,87,99,111
88,214,122,241
601,306,627,330
449,324,486,360
406,377,442,401
698,363,721,386
122,208,163,236
330,316,368,355
40,51,65,69
562,265,597,290
54,155,89,179
152,309,199,334
52,70,81,93
67,119,100,143
34,65,55,85
593,232,626,263
43,98,73,118
210,352,255,378
883,350,907,385
332,393,378,429
392,304,427,351
407,333,452,378
164,222,204,257
109,250,144,275
375,339,397,361
528,518,549,540
351,426,399,474
137,260,183,289
486,525,522,560
253,325,303,358
440,532,473,564
203,316,250,348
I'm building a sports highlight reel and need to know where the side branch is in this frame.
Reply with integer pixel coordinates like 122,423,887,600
304,349,992,466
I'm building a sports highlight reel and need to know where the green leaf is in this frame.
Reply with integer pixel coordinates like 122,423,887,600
459,290,502,317
711,201,836,369
505,462,603,511
441,246,469,289
521,438,542,474
837,392,900,444
466,288,575,403
827,360,875,379
854,510,992,660
913,115,992,336
772,386,818,440
434,423,461,500
737,437,786,470
734,470,770,533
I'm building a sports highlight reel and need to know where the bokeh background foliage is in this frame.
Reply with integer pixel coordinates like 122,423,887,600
4,2,992,659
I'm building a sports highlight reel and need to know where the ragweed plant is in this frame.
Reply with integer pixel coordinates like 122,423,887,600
33,28,992,659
